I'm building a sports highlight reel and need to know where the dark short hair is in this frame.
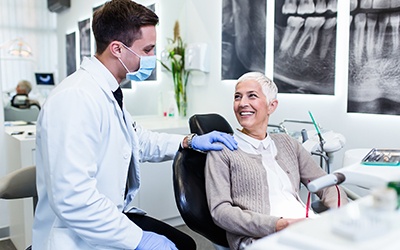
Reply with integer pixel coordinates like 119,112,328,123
92,0,159,54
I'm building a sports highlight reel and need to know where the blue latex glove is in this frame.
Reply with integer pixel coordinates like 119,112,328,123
136,231,177,250
191,131,238,151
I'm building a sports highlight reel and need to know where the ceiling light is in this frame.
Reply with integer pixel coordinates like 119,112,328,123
8,38,32,57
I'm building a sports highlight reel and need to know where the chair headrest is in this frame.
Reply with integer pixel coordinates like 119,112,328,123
13,94,28,105
189,113,233,135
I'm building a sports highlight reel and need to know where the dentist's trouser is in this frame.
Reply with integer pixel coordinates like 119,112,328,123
124,213,196,250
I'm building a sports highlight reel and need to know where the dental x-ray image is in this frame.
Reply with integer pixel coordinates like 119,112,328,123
66,32,76,77
221,0,266,80
78,18,91,63
274,0,337,95
146,3,156,81
347,0,400,115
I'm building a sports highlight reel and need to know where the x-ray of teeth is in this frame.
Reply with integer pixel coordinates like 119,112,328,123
348,4,400,115
221,0,266,80
274,0,337,95
78,18,91,64
66,32,76,77
298,0,315,15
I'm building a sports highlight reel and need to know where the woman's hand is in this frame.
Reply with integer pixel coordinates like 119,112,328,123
275,218,305,232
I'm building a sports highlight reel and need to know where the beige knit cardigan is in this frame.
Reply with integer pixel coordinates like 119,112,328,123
205,133,348,250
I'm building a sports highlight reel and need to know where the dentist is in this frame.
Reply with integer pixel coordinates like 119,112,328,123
32,0,237,249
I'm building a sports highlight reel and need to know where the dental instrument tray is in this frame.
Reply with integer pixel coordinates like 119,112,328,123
361,148,400,166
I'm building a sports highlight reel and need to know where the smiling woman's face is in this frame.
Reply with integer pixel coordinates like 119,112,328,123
234,79,277,139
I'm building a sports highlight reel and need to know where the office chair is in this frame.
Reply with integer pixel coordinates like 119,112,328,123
173,113,233,250
0,166,37,250
4,105,40,122
0,166,37,208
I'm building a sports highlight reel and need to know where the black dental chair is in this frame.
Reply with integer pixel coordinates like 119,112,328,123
172,113,232,249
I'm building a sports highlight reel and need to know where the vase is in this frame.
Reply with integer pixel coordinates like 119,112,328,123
173,84,187,118
176,91,187,118
172,70,189,118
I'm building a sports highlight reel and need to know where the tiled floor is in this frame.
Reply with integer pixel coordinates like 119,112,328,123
0,239,16,250
176,224,214,250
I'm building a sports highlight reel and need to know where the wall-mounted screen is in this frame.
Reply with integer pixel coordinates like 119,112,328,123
35,73,55,86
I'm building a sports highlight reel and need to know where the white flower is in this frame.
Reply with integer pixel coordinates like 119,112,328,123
173,54,182,62
166,43,175,52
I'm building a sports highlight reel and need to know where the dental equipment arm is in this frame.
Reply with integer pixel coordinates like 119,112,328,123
308,111,324,145
302,131,346,154
307,162,399,193
308,172,346,193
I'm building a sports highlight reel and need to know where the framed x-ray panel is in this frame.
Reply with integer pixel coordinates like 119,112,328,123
273,0,338,95
347,2,400,115
78,18,91,63
146,3,157,81
221,0,266,80
66,31,77,76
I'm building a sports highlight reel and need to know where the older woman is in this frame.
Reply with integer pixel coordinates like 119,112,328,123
205,72,348,250
11,80,41,109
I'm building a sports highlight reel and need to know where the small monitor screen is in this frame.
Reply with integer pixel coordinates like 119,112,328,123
35,73,55,86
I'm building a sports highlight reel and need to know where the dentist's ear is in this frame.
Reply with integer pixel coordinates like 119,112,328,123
109,41,123,57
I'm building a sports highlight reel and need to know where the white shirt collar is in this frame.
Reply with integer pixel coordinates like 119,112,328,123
234,129,272,151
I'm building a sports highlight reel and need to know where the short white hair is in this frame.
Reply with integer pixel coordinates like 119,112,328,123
236,72,278,104
17,80,32,94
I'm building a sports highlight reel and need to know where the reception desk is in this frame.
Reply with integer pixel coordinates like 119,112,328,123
4,124,36,250
4,116,189,250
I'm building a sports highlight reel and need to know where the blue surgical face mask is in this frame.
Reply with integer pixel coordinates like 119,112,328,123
118,43,156,81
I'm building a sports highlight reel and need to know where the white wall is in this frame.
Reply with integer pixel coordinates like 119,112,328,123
0,0,57,97
56,0,188,116
0,0,57,230
0,65,6,229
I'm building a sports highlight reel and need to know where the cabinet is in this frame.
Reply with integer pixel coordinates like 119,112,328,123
3,116,188,249
4,125,36,250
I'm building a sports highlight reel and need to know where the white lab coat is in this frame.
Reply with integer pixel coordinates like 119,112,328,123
32,57,184,249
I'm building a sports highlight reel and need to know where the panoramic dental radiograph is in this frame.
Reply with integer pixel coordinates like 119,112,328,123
348,0,400,115
274,0,338,95
221,0,266,80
